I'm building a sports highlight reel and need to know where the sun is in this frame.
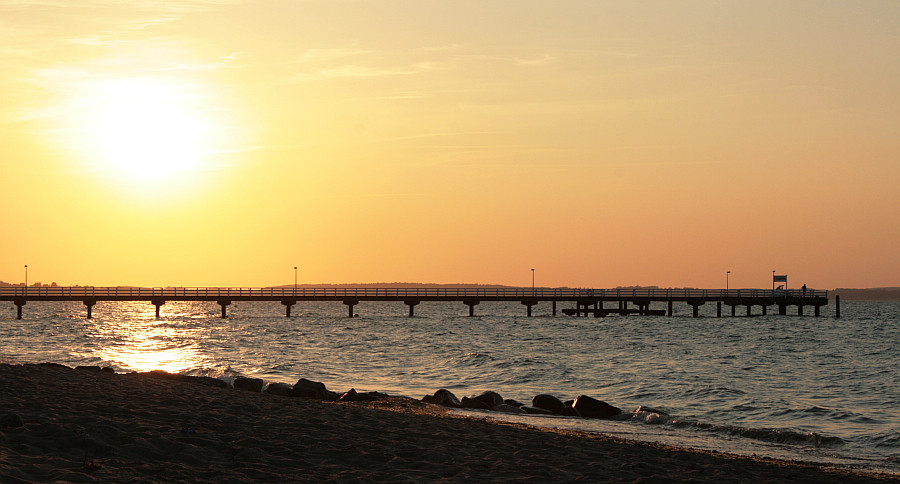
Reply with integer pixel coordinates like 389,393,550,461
80,78,215,182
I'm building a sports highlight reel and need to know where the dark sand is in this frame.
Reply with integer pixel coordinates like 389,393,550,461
1,363,896,483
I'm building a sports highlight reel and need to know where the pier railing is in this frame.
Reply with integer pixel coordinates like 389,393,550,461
0,286,827,300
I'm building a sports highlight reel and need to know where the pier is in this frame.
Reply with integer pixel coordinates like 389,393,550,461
1,286,830,320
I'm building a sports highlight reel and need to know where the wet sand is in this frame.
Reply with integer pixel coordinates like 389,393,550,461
0,363,896,483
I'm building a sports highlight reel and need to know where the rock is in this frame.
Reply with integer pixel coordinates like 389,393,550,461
472,391,503,408
461,396,491,410
532,394,566,414
339,389,359,402
234,377,264,393
572,395,622,419
263,382,293,396
0,413,23,428
291,378,330,399
493,404,527,414
75,365,102,372
560,406,581,417
520,405,555,415
503,399,525,408
633,405,668,416
422,389,461,408
358,391,389,401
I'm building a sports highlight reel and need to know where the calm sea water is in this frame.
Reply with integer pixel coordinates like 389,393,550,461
1,298,898,474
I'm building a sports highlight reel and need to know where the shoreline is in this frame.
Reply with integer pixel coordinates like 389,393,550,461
2,363,898,482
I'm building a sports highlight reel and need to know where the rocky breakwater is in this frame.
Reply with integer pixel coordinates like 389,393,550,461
422,389,670,425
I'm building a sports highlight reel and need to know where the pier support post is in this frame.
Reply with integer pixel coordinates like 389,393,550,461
667,300,673,317
687,299,704,317
716,302,722,318
343,300,358,318
815,305,820,317
746,305,751,317
552,300,557,316
217,299,231,318
798,305,804,316
521,299,537,317
778,304,787,315
835,296,841,318
731,305,736,317
152,299,165,319
762,305,767,316
84,300,96,319
404,300,419,317
463,299,479,317
281,300,296,317
14,299,25,320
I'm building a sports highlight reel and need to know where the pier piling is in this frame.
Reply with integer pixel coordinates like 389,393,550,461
84,300,96,319
404,300,419,317
217,299,231,318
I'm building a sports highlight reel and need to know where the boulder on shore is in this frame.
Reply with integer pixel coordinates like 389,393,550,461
263,382,292,396
472,391,503,409
422,389,461,408
234,377,264,393
339,388,359,402
573,395,622,419
291,378,332,400
532,394,566,414
493,404,527,414
520,405,555,415
461,396,491,410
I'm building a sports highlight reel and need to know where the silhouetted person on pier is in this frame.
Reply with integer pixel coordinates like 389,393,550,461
802,284,807,295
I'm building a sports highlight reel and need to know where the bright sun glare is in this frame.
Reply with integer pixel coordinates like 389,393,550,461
81,78,214,182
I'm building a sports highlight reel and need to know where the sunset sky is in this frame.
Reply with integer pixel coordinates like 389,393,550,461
2,1,898,289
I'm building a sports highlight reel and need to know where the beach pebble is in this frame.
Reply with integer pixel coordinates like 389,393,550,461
0,413,23,428
573,395,622,419
234,377,264,393
532,394,566,414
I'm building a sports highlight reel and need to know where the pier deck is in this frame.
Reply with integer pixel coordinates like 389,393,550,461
2,287,831,319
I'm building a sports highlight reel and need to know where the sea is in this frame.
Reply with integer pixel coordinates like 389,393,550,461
1,298,898,475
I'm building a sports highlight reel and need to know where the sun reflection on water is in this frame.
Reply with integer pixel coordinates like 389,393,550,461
85,301,207,373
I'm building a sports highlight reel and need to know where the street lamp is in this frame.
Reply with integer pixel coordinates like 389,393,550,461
531,268,535,294
294,266,298,294
726,271,730,291
772,270,776,291
24,265,28,295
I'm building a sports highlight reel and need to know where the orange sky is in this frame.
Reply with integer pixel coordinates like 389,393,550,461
2,1,898,289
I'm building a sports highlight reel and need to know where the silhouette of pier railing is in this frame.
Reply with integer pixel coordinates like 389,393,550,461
1,286,830,320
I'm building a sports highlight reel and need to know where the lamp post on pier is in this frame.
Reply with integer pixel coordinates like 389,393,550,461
772,270,776,292
726,271,730,291
24,265,28,296
294,266,298,295
531,268,535,295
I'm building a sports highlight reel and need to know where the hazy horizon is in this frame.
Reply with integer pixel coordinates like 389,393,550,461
2,1,898,290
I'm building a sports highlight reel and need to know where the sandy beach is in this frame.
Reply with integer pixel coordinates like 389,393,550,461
0,363,895,483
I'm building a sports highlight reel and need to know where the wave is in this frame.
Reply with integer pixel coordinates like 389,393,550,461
665,418,845,448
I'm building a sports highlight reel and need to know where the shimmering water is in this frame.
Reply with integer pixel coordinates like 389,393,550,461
1,299,898,474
